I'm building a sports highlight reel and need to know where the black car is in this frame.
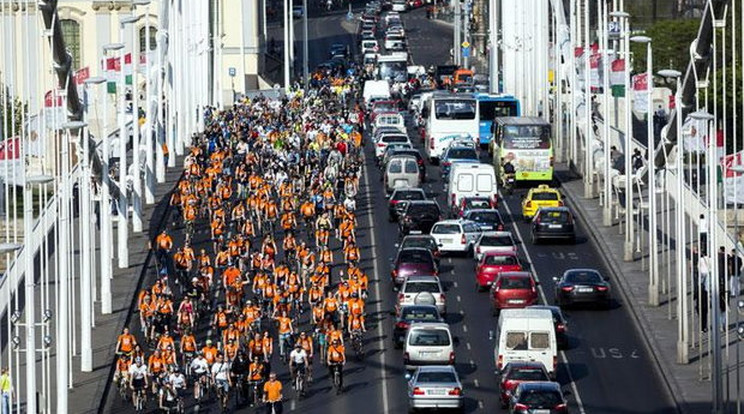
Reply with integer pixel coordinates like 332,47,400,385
396,234,441,265
553,268,611,309
398,200,441,237
509,381,568,414
527,305,568,348
393,304,443,348
462,209,504,231
530,207,576,244
388,188,426,222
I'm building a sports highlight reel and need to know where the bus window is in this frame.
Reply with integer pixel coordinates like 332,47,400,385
435,100,476,120
503,125,551,150
479,100,519,121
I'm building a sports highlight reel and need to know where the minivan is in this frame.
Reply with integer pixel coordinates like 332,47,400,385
385,155,421,194
404,322,455,368
429,219,481,255
493,308,557,379
447,162,498,210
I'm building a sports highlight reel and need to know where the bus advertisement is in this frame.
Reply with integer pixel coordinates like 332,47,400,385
475,94,520,147
491,117,552,182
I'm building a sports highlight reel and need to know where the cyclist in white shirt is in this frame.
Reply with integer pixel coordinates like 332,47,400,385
168,366,187,401
288,344,309,387
189,352,209,400
211,354,232,395
128,357,149,405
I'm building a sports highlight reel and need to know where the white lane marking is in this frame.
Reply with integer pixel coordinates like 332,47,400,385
447,257,452,264
291,399,296,410
450,268,455,275
462,324,468,333
456,295,461,303
469,359,475,367
478,401,484,409
474,379,480,388
363,152,390,414
453,281,458,288
466,342,471,351
459,310,465,315
501,193,587,414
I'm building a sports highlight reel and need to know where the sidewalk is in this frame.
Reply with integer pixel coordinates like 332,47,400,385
557,163,727,414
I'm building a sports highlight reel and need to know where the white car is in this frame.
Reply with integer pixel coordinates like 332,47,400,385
361,40,380,54
292,5,304,17
375,133,411,158
473,231,517,261
404,322,455,369
397,275,446,314
430,219,482,255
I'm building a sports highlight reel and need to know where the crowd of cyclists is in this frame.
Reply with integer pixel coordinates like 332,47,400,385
112,65,369,412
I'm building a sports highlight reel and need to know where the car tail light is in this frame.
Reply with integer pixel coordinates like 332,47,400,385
391,269,398,277
497,354,504,370
554,403,567,411
398,293,405,301
561,286,574,292
553,356,558,370
514,403,528,411
448,352,455,364
429,137,435,149
558,200,564,206
403,352,410,364
596,285,609,292
451,194,456,206
412,387,425,395
557,323,566,333
390,199,399,205
476,246,481,253
490,196,498,208
448,387,462,396
377,143,386,147
460,234,466,244
497,224,504,231
417,159,424,166
396,321,409,329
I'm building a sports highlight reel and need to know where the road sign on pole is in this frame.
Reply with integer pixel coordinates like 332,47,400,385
228,67,236,77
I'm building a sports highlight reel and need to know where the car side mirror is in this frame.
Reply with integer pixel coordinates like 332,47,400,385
405,372,412,380
552,276,559,282
603,274,610,281
438,243,443,247
394,243,399,248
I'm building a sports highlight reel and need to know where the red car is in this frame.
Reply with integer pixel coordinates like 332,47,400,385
490,271,538,316
475,251,522,291
499,361,551,408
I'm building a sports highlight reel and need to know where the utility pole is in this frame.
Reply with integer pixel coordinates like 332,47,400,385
488,0,499,93
454,1,461,66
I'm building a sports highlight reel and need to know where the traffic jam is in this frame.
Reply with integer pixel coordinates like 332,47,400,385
360,2,613,412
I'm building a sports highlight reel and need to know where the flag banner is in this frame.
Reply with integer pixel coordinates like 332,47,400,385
124,53,133,85
74,67,90,85
104,56,120,93
590,52,601,91
632,73,649,113
680,113,709,154
610,59,625,97
721,150,744,203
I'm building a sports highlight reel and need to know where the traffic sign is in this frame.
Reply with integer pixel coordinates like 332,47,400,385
461,41,470,49
462,46,470,58
228,67,236,77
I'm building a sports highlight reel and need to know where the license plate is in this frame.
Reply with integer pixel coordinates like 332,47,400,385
533,410,551,414
427,389,446,395
548,224,563,229
481,225,493,230
421,351,440,356
410,230,422,234
440,239,452,244
509,299,525,304
578,287,594,293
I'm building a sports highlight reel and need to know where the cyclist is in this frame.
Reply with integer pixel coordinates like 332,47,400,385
296,331,314,381
211,354,232,406
154,229,173,270
247,357,265,407
114,354,131,395
326,338,346,394
262,372,283,414
189,351,209,400
115,326,137,356
128,357,149,407
289,344,309,392
275,310,294,360
230,351,250,406
167,366,187,409
202,339,219,367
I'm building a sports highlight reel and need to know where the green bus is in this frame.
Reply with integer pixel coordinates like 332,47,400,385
490,117,553,183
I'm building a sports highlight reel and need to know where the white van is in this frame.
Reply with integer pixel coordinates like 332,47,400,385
446,163,498,209
373,112,406,134
493,308,557,378
363,80,391,106
404,322,455,369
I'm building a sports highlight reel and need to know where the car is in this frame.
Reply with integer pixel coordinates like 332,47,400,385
380,144,415,169
384,155,421,194
441,146,480,179
522,185,563,221
475,251,522,291
396,235,441,265
456,196,494,218
429,219,482,255
527,305,569,348
398,200,442,236
388,188,426,222
508,381,568,414
403,322,455,368
499,362,551,408
361,39,380,54
406,365,464,411
390,247,438,288
531,207,576,244
397,275,446,314
372,111,405,133
490,271,538,316
292,5,304,17
383,148,425,181
553,268,611,309
375,133,410,159
393,304,443,348
464,209,505,232
473,231,516,261
369,100,401,122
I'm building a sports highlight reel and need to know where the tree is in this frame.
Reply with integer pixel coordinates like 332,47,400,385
0,87,26,139
629,19,700,74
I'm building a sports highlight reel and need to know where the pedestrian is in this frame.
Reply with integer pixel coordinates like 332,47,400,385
631,149,644,173
698,252,711,332
699,214,708,256
0,368,12,414
729,249,742,297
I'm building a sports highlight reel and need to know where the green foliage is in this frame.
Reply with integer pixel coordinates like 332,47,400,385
629,19,700,74
0,89,26,138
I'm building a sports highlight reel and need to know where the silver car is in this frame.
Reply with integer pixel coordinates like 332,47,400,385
406,365,464,410
397,275,446,314
385,155,421,194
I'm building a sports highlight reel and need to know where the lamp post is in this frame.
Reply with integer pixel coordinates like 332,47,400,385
130,0,150,233
582,0,592,199
660,68,688,363
133,0,155,206
303,0,309,87
488,0,499,93
101,43,123,313
610,10,633,261
118,14,143,268
284,0,291,90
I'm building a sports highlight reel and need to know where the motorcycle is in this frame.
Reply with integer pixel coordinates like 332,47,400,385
503,173,516,195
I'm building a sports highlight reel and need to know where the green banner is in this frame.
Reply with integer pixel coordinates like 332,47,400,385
611,85,625,98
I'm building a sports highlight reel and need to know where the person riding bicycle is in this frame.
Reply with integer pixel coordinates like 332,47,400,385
211,354,232,402
288,344,309,390
116,326,137,356
189,352,209,399
263,372,284,413
503,159,516,176
275,311,294,359
326,338,346,394
166,366,187,408
230,351,250,405
128,357,149,406
154,229,174,270
247,356,265,406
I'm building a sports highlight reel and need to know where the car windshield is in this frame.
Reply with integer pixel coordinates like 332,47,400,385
564,271,603,284
540,210,569,223
382,135,408,143
403,238,436,250
388,161,402,173
417,371,457,383
520,390,563,406
469,211,501,223
509,368,549,381
499,276,532,289
402,307,439,321
433,224,460,234
448,148,478,159
393,191,425,201
404,282,440,293
399,250,432,264
532,192,559,201
480,235,512,246
408,205,439,216
485,255,518,266
465,199,491,209
506,332,528,350
410,329,450,346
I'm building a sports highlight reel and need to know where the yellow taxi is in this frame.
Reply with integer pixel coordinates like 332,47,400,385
521,184,563,220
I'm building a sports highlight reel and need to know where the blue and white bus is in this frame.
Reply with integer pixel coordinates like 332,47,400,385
474,94,521,147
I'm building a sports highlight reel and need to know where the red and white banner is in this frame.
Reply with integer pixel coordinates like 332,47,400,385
74,67,90,85
632,73,649,113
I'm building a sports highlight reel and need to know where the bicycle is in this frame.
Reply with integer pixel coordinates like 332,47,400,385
234,374,247,407
351,330,364,360
293,363,307,398
132,386,147,413
329,363,343,394
314,330,327,363
215,380,230,413
247,379,263,407
193,372,208,404
116,374,129,402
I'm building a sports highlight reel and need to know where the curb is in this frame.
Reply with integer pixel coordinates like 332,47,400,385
560,177,688,414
